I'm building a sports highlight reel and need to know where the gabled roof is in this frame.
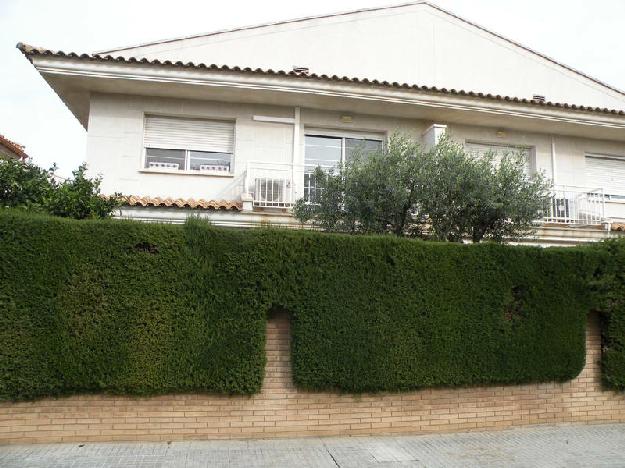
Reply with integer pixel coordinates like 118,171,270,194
17,42,625,117
97,1,625,100
0,134,28,160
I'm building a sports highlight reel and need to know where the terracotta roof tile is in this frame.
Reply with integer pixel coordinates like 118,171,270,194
122,195,241,211
16,43,625,118
0,134,28,160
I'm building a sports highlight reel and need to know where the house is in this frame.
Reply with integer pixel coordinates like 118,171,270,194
17,1,625,244
0,134,28,161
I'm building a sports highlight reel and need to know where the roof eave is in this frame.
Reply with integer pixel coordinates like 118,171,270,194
19,44,625,141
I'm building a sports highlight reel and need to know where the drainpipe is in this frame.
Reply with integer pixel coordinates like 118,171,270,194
292,107,301,203
550,136,557,185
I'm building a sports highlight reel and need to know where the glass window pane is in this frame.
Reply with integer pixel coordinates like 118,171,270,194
345,138,383,163
145,148,186,170
305,135,342,170
189,151,231,172
304,172,321,203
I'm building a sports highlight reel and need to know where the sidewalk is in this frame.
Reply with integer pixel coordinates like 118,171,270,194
1,423,624,467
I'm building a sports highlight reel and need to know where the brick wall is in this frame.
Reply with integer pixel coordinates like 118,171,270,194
2,312,625,444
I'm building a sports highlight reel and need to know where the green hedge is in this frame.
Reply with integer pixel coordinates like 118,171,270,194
0,211,599,400
589,239,625,389
0,212,266,399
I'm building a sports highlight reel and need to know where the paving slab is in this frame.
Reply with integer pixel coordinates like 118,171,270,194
1,423,625,467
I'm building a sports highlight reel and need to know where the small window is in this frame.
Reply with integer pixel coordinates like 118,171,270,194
345,138,384,163
304,133,383,202
189,151,231,173
305,135,342,170
143,115,234,173
586,153,625,198
145,148,186,170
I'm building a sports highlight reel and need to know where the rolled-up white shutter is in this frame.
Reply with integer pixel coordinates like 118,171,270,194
144,116,234,153
466,142,532,173
586,154,625,195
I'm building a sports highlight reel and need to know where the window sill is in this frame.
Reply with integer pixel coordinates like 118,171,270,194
139,169,235,178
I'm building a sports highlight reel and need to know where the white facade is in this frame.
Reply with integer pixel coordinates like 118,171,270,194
20,2,625,244
86,92,625,235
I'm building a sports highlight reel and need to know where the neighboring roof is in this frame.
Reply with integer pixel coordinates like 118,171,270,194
0,134,28,160
97,1,625,99
122,195,242,210
17,42,625,117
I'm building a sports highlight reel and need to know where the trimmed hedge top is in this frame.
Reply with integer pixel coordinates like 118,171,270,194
0,211,602,400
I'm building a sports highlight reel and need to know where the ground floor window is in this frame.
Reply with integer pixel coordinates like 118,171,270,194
465,141,533,175
143,115,234,174
304,132,383,202
586,153,625,199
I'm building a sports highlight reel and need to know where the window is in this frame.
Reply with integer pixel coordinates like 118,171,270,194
586,153,625,199
304,133,383,202
143,115,234,174
465,142,533,174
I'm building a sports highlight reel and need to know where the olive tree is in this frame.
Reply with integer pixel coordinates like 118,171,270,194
293,134,552,243
294,135,426,236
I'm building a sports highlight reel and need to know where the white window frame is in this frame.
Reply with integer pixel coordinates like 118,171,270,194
141,114,236,177
304,128,386,169
585,152,625,201
303,129,386,203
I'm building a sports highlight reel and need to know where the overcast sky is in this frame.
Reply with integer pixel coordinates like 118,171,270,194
1,0,624,176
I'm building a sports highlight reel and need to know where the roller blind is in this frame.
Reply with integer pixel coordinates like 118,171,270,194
586,154,625,195
465,142,531,173
144,116,234,153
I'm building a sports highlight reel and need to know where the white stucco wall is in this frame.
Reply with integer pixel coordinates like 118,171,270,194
87,94,295,200
86,92,625,221
86,93,423,200
107,3,625,111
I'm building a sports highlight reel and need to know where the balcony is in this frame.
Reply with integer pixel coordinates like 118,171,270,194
243,161,299,208
242,164,608,228
543,185,605,226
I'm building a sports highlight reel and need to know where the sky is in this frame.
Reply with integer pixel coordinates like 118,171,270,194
1,0,624,176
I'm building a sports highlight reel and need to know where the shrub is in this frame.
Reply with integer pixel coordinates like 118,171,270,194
293,134,552,242
280,233,593,391
588,239,625,389
0,156,52,210
0,159,120,219
46,164,120,219
0,211,598,399
0,212,265,399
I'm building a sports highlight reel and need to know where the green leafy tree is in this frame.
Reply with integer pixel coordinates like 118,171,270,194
418,136,552,242
293,134,552,243
46,164,121,219
294,135,426,236
0,157,53,210
0,158,120,219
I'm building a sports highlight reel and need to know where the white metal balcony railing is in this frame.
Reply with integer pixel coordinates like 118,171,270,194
243,164,607,226
542,185,605,226
244,161,297,208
